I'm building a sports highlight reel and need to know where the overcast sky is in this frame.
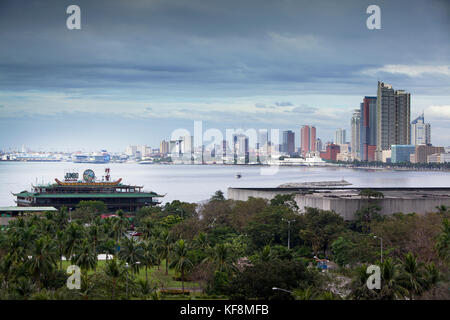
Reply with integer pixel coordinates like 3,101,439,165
0,0,449,152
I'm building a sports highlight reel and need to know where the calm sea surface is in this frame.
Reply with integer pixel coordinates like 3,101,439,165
1,162,450,206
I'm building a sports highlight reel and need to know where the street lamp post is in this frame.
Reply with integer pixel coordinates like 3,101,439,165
272,287,293,294
373,235,383,263
125,263,130,299
282,218,295,249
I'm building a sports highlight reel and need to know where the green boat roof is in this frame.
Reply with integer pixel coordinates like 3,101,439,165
0,206,58,212
15,192,164,198
33,183,134,188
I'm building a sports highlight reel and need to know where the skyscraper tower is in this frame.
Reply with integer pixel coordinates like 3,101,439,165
335,128,346,145
282,130,295,155
376,81,411,160
351,109,361,160
300,125,316,156
360,96,377,161
411,112,431,145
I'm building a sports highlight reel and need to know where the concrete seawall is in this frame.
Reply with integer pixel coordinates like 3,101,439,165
227,187,450,220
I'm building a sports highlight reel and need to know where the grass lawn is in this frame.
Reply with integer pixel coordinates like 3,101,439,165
61,259,201,289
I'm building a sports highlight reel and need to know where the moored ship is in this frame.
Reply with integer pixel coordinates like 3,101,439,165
72,150,111,163
13,168,163,212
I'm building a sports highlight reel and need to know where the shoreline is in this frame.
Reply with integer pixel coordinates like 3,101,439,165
1,160,450,172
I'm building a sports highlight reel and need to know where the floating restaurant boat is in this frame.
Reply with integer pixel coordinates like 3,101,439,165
13,168,164,212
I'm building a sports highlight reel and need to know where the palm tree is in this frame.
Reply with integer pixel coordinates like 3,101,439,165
78,273,96,300
55,230,65,270
112,217,129,249
422,262,441,297
194,232,209,251
294,286,318,300
0,253,14,290
55,207,69,230
72,239,98,273
379,258,408,300
136,278,156,299
88,224,101,269
26,236,58,290
170,239,193,294
138,218,154,240
8,235,27,264
18,225,37,253
157,229,172,275
349,264,378,300
259,245,275,262
398,252,426,300
101,218,114,239
119,237,144,274
64,222,84,262
141,240,158,282
103,257,127,299
435,218,450,262
13,277,36,300
101,239,116,261
204,243,236,273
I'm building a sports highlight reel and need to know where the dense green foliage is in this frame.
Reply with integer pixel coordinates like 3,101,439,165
0,194,448,300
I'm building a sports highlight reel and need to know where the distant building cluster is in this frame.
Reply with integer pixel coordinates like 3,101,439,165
1,81,448,165
347,81,448,164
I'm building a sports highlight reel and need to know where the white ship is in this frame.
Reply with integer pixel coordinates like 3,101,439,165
267,155,329,166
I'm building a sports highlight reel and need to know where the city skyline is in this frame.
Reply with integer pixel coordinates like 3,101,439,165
0,0,449,151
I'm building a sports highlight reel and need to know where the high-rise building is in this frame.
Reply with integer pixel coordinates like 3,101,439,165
315,138,323,154
180,135,194,154
411,145,445,163
391,145,415,163
360,96,377,161
411,113,431,145
335,128,346,146
137,145,151,158
257,129,269,155
427,153,450,163
300,125,316,156
376,81,411,160
125,145,137,157
233,134,249,163
351,109,361,160
282,130,295,155
160,140,169,155
310,126,316,153
320,143,340,161
169,140,182,156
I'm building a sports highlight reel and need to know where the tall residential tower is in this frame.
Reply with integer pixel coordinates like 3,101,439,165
351,109,361,160
360,96,377,161
376,81,411,160
300,125,316,156
282,130,295,155
411,113,431,145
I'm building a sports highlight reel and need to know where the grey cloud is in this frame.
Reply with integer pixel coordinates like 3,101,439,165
291,105,318,114
274,101,293,107
0,0,449,149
